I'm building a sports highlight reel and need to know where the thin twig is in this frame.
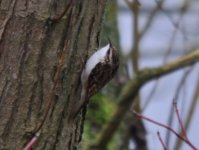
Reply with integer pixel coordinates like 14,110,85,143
36,3,74,133
173,102,188,140
154,0,190,34
165,67,193,146
143,0,190,112
133,111,182,139
23,37,69,150
157,131,169,150
133,111,197,150
23,131,41,150
23,3,74,150
174,73,199,149
125,0,140,73
139,0,164,39
142,80,159,111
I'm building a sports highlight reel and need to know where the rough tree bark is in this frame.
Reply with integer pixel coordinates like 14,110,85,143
0,0,107,149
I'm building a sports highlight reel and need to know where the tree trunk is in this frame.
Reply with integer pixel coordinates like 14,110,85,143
0,0,107,149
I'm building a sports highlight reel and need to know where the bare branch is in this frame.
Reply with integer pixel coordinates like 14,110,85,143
133,111,197,150
23,131,41,150
157,131,169,150
174,75,199,149
173,102,188,140
165,67,193,146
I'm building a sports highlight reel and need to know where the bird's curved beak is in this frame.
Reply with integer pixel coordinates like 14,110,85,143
108,38,113,48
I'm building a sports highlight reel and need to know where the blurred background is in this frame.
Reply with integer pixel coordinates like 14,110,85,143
82,0,199,150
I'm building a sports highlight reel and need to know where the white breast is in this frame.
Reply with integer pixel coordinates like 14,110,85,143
81,44,110,84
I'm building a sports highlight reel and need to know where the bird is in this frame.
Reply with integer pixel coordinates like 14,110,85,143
69,40,119,119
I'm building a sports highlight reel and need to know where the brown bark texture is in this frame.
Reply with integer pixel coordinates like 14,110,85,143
0,0,107,149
